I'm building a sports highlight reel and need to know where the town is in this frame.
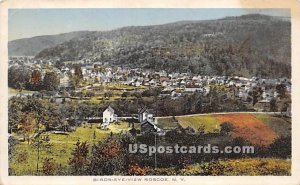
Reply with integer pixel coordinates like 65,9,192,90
9,56,291,134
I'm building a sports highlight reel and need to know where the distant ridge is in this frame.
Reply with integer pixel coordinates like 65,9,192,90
8,31,93,56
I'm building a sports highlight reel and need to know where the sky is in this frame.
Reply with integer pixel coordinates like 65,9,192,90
8,8,290,41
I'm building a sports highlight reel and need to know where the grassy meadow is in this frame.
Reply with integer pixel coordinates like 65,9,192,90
9,122,135,175
10,113,291,175
158,113,291,146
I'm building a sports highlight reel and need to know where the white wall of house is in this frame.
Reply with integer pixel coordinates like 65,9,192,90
60,75,70,88
138,111,154,123
103,107,116,123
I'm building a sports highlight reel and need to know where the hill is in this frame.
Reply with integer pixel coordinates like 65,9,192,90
35,14,291,78
8,31,92,56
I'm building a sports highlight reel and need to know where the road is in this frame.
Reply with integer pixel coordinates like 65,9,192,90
155,112,282,118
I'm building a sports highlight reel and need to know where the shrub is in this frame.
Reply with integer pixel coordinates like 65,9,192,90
42,158,57,175
128,164,148,175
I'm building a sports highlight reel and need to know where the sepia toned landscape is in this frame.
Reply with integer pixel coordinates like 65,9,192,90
8,9,291,176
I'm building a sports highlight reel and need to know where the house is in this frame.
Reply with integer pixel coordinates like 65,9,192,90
59,75,71,88
100,76,111,85
180,80,186,86
102,106,118,124
138,108,155,123
184,85,202,93
238,90,247,99
161,80,171,87
149,79,158,86
160,88,175,97
253,100,271,112
140,120,164,134
134,81,142,87
204,86,211,95
159,76,170,83
228,80,236,86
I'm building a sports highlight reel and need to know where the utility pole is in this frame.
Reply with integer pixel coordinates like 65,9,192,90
154,134,157,170
37,137,40,175
36,119,40,175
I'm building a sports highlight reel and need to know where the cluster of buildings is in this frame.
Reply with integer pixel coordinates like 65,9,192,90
9,57,291,106
10,57,292,134
101,105,164,134
61,64,291,105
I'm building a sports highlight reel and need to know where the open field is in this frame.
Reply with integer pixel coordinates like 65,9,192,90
157,113,291,146
215,114,278,146
10,113,291,175
9,122,135,175
177,115,220,132
9,88,35,94
254,114,291,137
9,88,36,98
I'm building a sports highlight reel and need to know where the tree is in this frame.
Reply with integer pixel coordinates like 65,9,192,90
8,136,19,161
121,91,130,98
104,91,113,99
94,77,99,84
8,97,26,133
44,103,64,131
269,136,291,158
74,65,83,80
198,124,206,135
276,84,287,99
32,134,53,154
43,72,60,91
128,164,147,175
17,82,25,97
70,65,84,88
270,98,277,112
42,158,57,175
16,150,28,164
31,70,42,87
89,136,126,175
54,60,64,70
249,87,262,106
93,130,96,140
220,122,235,135
165,130,181,143
8,66,30,89
69,141,89,175
22,97,52,174
18,113,36,144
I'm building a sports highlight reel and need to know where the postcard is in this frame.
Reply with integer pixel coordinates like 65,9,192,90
1,0,300,185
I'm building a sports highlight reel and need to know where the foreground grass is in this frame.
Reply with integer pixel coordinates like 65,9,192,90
147,158,291,176
9,122,134,175
182,158,291,176
10,113,291,175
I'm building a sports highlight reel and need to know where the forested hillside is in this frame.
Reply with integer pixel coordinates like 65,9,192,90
34,14,291,78
9,31,92,56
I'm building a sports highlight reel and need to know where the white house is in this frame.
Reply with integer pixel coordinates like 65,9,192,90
134,81,142,87
149,79,157,86
102,106,118,124
138,108,154,123
59,75,71,88
184,85,203,93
